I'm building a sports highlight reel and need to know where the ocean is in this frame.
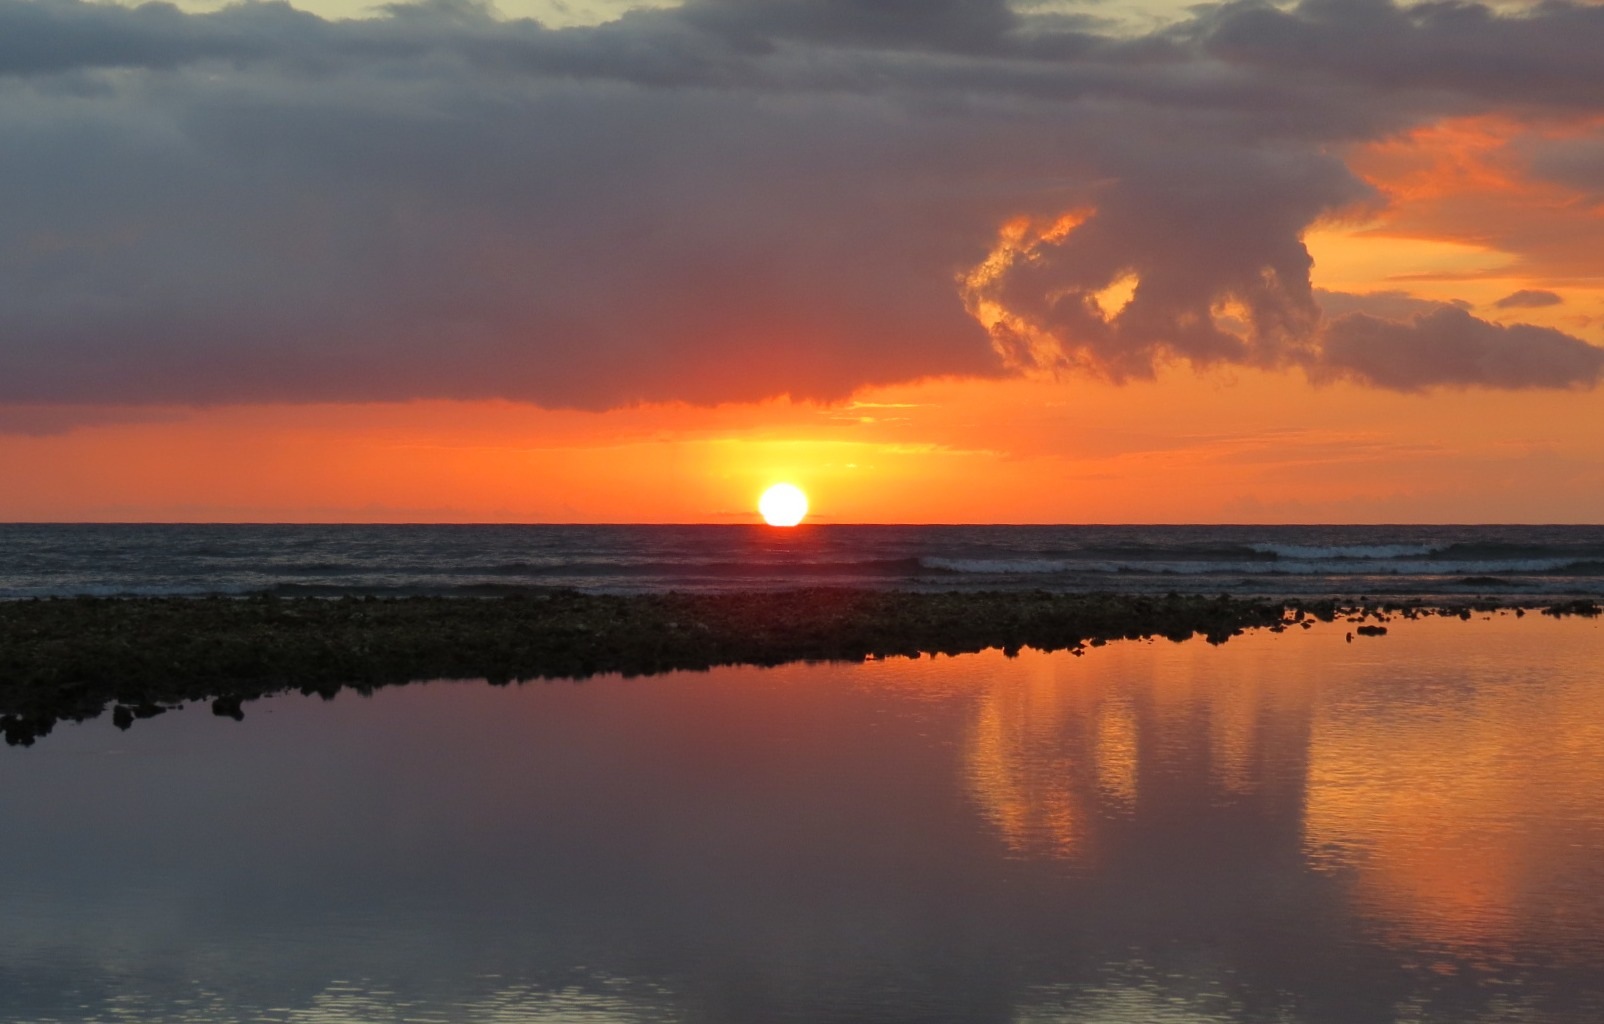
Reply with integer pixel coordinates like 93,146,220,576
6,525,1604,1023
3,522,1603,601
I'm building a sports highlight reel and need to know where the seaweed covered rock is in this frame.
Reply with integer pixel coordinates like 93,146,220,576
0,589,1565,744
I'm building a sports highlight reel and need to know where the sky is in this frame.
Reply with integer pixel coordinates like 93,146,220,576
1,0,1602,522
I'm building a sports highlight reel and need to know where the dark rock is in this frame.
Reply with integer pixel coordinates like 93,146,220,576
0,589,1589,746
1544,600,1602,618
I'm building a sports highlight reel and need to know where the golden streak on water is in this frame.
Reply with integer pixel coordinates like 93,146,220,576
956,613,1604,969
1303,619,1604,964
1092,699,1139,808
963,656,1093,861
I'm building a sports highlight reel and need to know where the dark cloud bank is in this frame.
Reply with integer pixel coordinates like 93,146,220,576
2,0,1603,415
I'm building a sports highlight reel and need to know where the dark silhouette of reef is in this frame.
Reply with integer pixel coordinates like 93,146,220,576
0,590,1596,746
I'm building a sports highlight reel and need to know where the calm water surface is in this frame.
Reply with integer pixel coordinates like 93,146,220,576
2,614,1602,1022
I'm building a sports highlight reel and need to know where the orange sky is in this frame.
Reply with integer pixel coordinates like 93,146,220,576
3,14,1603,524
4,361,1600,523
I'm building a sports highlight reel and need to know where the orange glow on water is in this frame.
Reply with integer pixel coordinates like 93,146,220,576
948,616,1604,962
1303,616,1604,961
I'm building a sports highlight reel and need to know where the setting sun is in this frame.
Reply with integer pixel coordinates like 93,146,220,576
758,483,809,527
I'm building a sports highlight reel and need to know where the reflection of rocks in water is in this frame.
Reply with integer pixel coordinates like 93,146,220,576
4,618,1602,1024
1,591,1566,747
1,590,1305,746
112,702,170,730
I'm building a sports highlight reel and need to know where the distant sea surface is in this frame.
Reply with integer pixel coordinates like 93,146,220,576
4,523,1604,600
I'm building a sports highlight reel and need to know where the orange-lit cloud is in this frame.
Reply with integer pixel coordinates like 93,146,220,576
4,0,1604,520
5,0,1604,421
1310,114,1604,320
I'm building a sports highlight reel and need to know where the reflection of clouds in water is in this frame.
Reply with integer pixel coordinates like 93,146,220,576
1207,680,1263,797
962,656,1097,861
1093,698,1138,808
6,619,1604,1023
958,617,1604,975
1304,624,1604,963
959,642,1310,863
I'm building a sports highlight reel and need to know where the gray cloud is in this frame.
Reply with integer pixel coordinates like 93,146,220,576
0,403,187,437
1524,134,1604,198
1317,306,1604,391
682,0,1020,49
1493,288,1563,310
966,148,1371,380
1196,0,1604,110
1,0,1603,417
0,0,266,75
1316,289,1471,321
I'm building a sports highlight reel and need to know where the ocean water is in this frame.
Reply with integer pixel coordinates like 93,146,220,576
2,613,1601,1023
3,523,1604,600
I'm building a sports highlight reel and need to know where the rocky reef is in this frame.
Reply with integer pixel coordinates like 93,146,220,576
1,590,1596,745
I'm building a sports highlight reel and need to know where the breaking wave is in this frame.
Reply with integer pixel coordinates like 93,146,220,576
3,523,1603,600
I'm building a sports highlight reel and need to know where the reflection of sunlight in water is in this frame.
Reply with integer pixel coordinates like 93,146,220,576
1014,987,1239,1024
1014,961,1246,1023
101,976,681,1023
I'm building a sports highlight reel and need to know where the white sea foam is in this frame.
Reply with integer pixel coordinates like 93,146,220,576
922,558,1079,574
3,524,1601,599
922,555,1585,577
1247,543,1442,560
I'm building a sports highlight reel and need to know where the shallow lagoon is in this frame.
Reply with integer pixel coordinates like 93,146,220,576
2,614,1602,1023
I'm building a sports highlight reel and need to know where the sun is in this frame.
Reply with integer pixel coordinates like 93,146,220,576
758,483,809,527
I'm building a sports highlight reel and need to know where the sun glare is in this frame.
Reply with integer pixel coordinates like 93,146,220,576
759,483,809,527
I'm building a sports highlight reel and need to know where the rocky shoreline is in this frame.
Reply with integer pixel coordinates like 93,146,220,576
2,590,1598,746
